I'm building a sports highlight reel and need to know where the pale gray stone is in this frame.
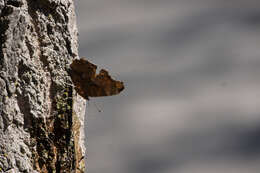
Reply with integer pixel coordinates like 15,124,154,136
0,0,86,172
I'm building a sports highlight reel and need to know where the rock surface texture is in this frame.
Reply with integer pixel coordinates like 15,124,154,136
0,0,86,172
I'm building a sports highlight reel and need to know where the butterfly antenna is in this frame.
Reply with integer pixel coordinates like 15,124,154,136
93,101,102,112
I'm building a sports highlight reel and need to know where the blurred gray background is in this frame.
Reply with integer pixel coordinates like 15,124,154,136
75,1,260,173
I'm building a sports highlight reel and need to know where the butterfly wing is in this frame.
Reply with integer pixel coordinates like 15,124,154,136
70,58,97,79
88,69,124,97
70,58,97,99
69,58,124,99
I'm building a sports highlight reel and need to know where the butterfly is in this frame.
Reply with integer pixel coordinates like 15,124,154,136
69,58,124,100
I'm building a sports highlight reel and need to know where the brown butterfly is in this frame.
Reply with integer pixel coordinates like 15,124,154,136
69,58,124,100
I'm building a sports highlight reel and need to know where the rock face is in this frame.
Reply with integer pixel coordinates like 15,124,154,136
0,0,86,172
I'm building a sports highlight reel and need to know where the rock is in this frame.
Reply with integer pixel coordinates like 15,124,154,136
0,0,86,172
